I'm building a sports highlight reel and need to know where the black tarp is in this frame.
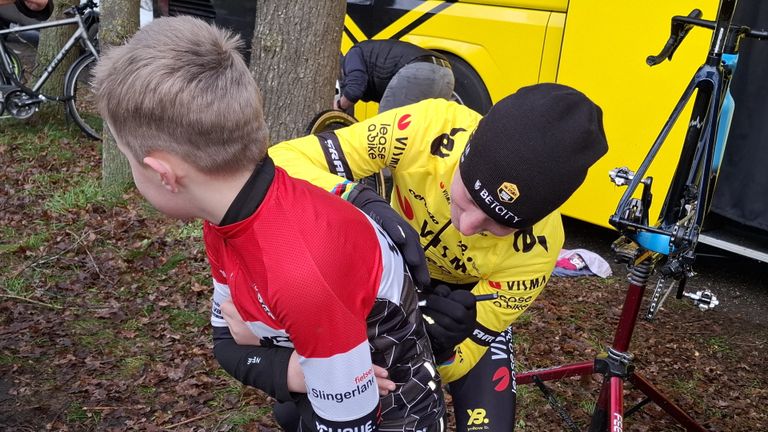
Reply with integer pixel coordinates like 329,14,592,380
710,0,768,232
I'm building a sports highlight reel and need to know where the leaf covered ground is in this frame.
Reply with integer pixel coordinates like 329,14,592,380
1,116,767,431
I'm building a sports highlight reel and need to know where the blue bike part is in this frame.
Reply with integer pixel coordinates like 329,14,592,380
713,53,738,171
631,231,675,255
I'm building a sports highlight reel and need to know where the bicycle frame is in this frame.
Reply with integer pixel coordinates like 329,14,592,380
611,11,740,259
0,11,97,97
517,0,767,430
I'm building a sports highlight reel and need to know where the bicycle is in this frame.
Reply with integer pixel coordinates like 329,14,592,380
0,0,100,140
515,0,767,430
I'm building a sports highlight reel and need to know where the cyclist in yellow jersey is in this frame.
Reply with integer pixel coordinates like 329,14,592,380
270,83,608,431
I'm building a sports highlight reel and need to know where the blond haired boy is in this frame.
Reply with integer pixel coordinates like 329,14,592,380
93,16,445,432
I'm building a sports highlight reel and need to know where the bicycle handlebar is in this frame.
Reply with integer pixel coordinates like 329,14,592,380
648,8,768,66
646,10,703,66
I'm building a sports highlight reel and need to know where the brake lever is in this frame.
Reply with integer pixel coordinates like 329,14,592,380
647,9,705,66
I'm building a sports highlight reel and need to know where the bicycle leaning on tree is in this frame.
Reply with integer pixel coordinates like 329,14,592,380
0,0,100,139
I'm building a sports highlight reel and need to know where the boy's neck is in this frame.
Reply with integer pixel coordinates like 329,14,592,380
189,164,258,225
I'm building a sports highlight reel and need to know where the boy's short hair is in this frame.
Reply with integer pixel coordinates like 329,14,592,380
93,16,269,174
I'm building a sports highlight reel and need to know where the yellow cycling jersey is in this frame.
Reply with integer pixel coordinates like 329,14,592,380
269,98,563,382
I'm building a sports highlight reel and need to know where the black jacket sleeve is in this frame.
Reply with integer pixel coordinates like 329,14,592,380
212,326,296,402
340,45,368,103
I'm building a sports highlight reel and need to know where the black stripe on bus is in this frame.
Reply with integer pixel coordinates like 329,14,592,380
343,26,359,45
391,2,453,40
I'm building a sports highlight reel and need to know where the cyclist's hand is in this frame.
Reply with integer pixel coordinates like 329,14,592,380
420,285,477,362
373,365,396,396
349,184,430,289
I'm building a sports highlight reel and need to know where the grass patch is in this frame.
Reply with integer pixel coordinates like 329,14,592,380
229,406,270,426
0,226,16,240
0,353,19,366
29,171,69,190
3,276,32,297
123,238,155,262
578,398,596,417
74,318,121,352
167,308,208,332
45,178,102,213
138,386,156,395
66,401,101,424
23,231,50,251
120,355,150,377
166,221,203,241
670,376,698,398
515,310,534,326
156,252,187,274
706,336,732,354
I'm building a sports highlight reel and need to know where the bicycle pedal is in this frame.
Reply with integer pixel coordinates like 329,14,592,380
683,290,719,311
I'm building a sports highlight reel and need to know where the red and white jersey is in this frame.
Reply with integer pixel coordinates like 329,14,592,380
206,163,442,431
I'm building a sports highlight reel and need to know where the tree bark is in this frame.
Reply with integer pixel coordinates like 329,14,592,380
250,0,346,144
99,0,140,191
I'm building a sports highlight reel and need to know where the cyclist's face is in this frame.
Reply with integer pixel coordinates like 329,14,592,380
449,169,517,237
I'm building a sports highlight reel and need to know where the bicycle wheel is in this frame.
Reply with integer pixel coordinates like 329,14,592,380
64,53,101,140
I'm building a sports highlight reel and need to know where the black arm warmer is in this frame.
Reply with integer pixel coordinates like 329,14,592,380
212,326,296,402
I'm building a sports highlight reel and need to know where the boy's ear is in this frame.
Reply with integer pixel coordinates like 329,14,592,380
143,155,179,193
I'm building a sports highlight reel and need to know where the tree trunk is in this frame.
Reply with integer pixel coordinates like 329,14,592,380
34,0,79,114
250,1,346,144
99,0,140,191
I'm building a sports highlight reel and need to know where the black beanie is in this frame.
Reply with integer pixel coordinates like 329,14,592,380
459,83,608,229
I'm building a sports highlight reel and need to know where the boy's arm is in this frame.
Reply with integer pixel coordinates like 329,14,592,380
210,281,297,401
220,300,262,346
212,326,297,401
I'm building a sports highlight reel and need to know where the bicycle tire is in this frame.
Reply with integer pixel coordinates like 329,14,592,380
305,109,357,134
442,52,492,115
64,53,101,140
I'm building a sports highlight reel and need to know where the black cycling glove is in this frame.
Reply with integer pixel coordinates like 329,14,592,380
420,285,477,363
348,183,430,289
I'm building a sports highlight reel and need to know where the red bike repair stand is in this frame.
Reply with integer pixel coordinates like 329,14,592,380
517,250,707,432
